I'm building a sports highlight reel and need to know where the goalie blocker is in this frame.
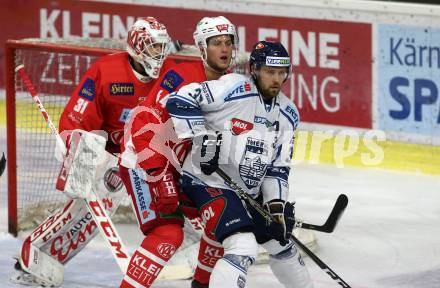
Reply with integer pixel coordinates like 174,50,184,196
11,130,128,286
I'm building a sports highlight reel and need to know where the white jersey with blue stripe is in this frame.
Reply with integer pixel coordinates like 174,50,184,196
166,73,299,202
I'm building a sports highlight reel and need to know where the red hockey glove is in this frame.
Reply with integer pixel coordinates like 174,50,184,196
151,172,180,214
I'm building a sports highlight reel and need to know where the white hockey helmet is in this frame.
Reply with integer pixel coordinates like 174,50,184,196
193,16,238,49
127,17,171,79
193,16,238,68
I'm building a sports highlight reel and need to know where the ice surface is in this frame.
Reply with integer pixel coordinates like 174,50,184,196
1,163,440,287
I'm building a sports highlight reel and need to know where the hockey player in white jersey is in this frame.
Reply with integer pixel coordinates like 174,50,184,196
166,41,314,288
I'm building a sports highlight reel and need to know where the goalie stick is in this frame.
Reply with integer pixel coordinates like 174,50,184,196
216,168,352,288
16,64,131,273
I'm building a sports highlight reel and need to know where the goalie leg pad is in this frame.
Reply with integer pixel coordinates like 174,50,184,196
13,153,127,286
121,224,184,288
12,238,64,287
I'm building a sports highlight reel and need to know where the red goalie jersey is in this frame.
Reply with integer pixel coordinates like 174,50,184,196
59,52,175,153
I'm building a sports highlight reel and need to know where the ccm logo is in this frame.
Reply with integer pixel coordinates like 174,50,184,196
231,118,253,135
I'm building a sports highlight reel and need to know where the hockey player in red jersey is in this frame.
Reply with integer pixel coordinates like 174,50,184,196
60,18,175,152
118,16,238,288
11,17,175,287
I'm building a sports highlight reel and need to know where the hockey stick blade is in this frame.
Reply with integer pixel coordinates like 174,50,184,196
297,194,348,233
0,153,6,177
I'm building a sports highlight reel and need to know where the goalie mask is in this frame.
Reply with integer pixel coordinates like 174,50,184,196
127,17,171,79
193,16,238,70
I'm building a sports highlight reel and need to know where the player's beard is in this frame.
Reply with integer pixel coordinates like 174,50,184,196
259,85,281,101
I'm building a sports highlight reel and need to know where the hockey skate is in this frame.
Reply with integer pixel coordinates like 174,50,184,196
10,259,56,287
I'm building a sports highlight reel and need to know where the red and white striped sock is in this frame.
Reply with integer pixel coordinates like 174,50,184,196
193,232,224,285
120,224,183,288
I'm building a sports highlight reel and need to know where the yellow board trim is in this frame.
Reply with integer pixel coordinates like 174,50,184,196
1,99,439,175
293,131,440,175
0,100,5,127
0,99,63,132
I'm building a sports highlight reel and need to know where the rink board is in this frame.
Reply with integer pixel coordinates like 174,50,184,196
1,99,439,175
293,131,440,176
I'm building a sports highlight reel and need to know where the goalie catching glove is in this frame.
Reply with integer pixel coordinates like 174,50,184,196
264,199,295,246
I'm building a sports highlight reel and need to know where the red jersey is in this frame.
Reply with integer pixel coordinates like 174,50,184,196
59,52,175,153
121,60,207,171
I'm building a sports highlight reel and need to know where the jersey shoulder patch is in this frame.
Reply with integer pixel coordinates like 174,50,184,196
222,75,256,102
279,95,300,129
78,78,96,101
160,69,184,93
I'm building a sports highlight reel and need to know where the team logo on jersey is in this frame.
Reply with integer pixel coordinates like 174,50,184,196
78,78,96,101
160,70,183,93
157,243,177,259
231,118,253,135
109,83,134,96
103,167,123,192
110,130,123,145
239,137,269,189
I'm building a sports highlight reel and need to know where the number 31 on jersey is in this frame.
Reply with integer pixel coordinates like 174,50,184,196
73,98,89,114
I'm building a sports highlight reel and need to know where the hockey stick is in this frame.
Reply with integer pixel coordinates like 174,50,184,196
296,193,348,233
16,64,130,273
215,168,347,233
216,168,352,288
0,153,5,177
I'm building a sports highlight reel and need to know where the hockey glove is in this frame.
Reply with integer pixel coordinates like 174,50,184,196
264,199,295,246
198,131,222,175
150,172,180,214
